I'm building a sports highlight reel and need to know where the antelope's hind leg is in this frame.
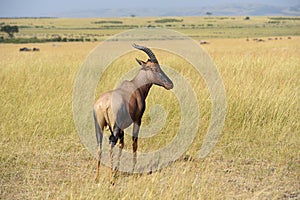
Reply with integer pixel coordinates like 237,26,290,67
95,142,102,182
109,126,121,185
93,110,104,182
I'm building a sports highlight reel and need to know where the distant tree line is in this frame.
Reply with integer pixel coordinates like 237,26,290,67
0,17,57,19
92,20,123,24
269,17,300,20
154,18,183,23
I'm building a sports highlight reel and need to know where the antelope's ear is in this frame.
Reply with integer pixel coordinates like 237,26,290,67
135,58,146,66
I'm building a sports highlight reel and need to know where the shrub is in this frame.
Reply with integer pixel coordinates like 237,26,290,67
0,25,19,38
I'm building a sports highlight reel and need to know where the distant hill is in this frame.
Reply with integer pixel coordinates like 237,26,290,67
54,4,300,18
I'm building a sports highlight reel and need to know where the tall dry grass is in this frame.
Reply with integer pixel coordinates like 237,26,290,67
1,37,299,199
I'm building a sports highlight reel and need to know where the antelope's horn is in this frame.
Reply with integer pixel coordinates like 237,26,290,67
132,43,158,63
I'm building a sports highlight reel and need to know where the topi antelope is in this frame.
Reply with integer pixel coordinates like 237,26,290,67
93,44,173,184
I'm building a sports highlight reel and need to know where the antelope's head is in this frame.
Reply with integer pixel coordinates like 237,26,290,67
133,44,173,90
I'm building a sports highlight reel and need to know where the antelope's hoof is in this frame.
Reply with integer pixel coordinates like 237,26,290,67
110,179,115,186
110,181,115,186
131,167,136,174
94,174,100,182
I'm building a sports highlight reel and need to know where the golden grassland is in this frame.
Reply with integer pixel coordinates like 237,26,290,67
0,23,300,199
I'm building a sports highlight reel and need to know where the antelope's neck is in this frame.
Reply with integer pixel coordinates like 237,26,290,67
132,70,153,100
138,83,152,100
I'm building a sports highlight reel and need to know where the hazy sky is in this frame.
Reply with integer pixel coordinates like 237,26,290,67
1,0,299,17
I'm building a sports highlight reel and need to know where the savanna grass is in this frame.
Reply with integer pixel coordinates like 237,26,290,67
1,36,299,199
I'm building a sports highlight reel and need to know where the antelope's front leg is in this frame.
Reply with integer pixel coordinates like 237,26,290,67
132,122,140,172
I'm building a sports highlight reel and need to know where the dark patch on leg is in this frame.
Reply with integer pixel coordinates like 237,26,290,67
109,134,118,145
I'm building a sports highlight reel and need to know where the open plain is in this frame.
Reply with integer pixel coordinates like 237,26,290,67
0,17,299,199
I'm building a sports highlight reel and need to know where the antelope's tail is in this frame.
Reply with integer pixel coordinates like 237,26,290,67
93,109,103,146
